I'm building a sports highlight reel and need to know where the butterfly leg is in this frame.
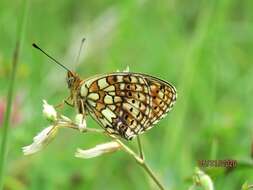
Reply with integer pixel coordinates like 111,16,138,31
64,99,74,107
55,97,74,109
55,101,65,109
79,99,87,126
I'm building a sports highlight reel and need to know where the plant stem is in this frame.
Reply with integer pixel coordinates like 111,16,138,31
67,124,166,190
141,162,165,190
115,138,165,190
0,43,19,189
0,1,29,189
137,136,144,160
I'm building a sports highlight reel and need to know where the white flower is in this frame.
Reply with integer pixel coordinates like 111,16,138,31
75,114,86,132
42,100,57,121
22,125,58,155
75,141,121,159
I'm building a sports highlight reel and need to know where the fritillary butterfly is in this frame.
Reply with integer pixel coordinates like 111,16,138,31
32,43,177,140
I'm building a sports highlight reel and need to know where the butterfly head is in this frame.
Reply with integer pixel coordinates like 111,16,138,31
66,71,82,90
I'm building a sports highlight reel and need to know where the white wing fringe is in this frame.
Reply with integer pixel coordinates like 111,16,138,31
116,66,130,72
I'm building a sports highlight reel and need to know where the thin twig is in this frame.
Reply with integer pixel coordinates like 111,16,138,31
59,121,105,134
115,139,165,190
113,138,144,164
141,162,165,190
137,136,144,160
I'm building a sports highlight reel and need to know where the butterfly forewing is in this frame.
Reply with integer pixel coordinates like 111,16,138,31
80,72,177,140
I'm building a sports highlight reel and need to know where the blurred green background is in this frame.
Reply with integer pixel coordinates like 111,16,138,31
1,0,253,189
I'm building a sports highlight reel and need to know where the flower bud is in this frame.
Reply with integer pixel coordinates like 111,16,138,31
42,100,57,121
193,168,214,190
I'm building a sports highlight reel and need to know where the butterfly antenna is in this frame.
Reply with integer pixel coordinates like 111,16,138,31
32,43,72,72
75,37,86,65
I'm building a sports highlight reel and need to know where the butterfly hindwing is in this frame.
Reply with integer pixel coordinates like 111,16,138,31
80,72,177,140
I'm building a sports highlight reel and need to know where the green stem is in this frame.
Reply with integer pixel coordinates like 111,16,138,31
0,40,19,190
137,136,144,160
115,139,165,190
141,162,165,190
0,1,29,189
67,123,166,189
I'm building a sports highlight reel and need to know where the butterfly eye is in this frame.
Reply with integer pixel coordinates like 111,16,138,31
67,77,74,88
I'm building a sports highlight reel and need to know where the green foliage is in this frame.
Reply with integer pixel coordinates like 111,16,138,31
0,0,253,189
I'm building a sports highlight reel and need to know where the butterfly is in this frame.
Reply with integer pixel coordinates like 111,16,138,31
33,44,177,140
67,71,177,140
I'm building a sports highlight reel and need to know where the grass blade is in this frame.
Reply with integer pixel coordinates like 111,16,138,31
0,1,29,189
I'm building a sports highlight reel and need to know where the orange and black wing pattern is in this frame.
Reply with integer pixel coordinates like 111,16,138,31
80,72,177,140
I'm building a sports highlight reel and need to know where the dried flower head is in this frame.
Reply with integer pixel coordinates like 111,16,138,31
75,141,121,159
22,125,58,155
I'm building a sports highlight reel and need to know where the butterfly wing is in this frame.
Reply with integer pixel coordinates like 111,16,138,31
80,72,177,140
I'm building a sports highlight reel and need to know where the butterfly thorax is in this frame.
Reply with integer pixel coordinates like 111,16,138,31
66,71,84,110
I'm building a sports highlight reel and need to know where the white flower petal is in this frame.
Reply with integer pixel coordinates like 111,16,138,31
75,114,86,132
22,144,41,155
75,141,121,159
42,100,57,121
22,125,58,155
